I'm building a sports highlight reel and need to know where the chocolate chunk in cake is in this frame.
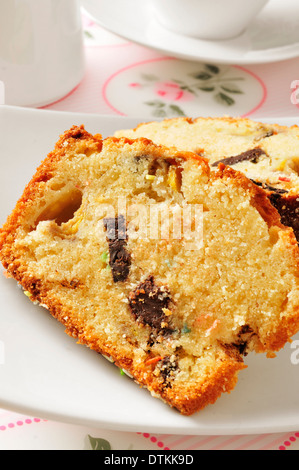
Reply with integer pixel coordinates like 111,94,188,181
103,215,131,282
250,180,299,242
158,355,179,387
269,193,299,242
250,180,288,195
128,276,172,333
212,148,267,167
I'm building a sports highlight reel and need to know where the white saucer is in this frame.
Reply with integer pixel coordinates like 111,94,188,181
81,0,299,64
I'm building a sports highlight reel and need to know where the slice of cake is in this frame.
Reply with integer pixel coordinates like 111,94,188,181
1,125,299,416
115,117,299,242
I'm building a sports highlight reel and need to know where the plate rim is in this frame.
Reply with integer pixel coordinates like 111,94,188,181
81,0,299,65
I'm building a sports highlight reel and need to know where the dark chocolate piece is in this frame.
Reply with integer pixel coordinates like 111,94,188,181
220,325,256,359
158,355,178,388
212,147,267,167
250,180,288,195
250,179,299,242
254,130,275,142
234,324,255,356
220,342,244,363
103,215,131,282
269,193,299,242
128,276,172,332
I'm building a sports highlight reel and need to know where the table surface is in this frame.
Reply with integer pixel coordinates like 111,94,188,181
1,10,299,451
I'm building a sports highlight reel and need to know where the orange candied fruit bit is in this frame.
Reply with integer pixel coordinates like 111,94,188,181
145,356,164,366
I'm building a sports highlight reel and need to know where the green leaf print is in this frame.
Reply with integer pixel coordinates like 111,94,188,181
168,104,186,116
139,63,245,117
88,435,112,450
204,64,221,74
220,83,244,94
215,92,235,106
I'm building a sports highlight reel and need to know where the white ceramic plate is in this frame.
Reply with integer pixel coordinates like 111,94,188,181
81,0,299,65
1,105,299,435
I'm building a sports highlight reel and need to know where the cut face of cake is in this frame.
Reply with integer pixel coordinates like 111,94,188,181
1,125,299,416
115,117,299,242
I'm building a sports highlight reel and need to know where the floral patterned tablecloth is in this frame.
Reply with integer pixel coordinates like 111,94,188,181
1,11,299,451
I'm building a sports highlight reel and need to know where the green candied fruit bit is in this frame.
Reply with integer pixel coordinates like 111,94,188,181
100,251,111,270
101,251,109,263
182,323,191,334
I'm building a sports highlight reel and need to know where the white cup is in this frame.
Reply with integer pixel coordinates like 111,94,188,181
0,0,85,107
151,0,270,40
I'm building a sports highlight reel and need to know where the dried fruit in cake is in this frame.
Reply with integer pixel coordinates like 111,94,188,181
1,126,299,415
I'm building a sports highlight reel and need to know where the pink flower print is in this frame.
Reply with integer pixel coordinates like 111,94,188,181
129,82,142,88
154,81,194,102
82,14,96,29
